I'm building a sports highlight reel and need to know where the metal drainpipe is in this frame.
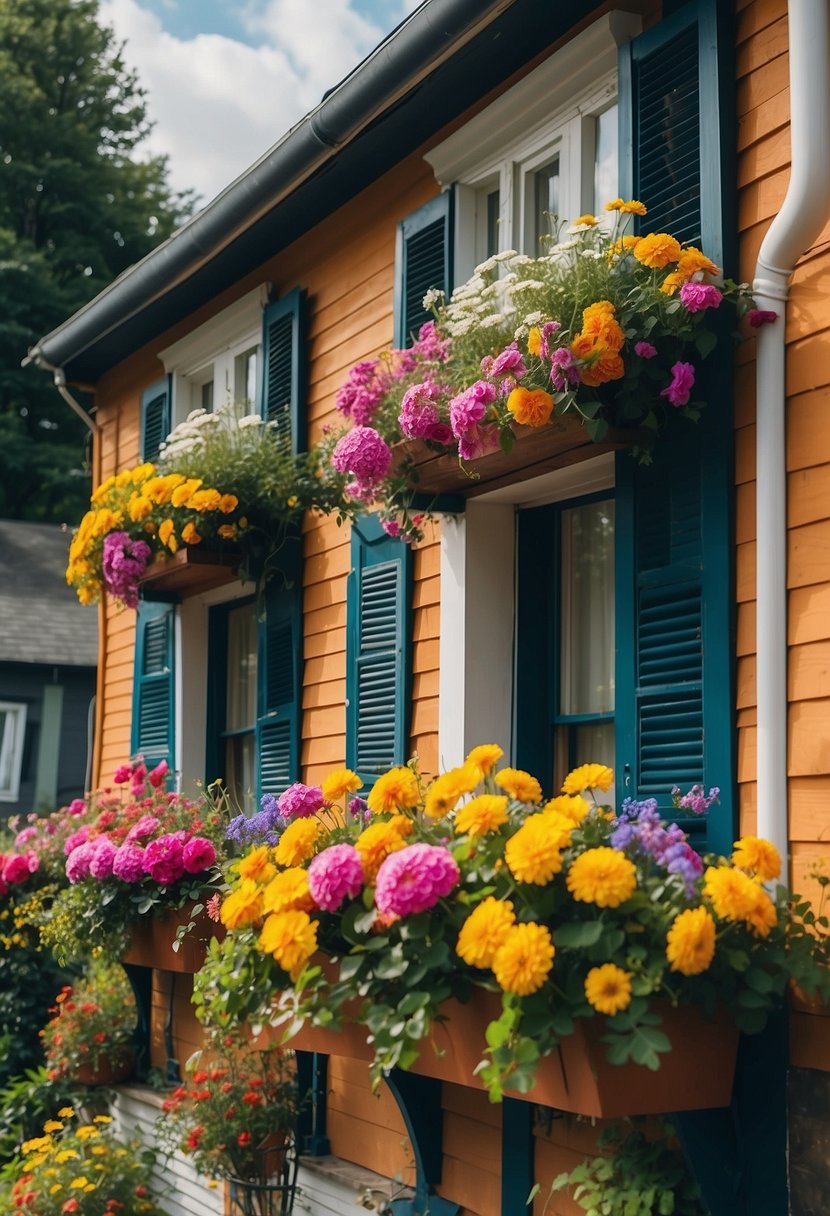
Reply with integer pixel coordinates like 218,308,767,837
752,0,830,867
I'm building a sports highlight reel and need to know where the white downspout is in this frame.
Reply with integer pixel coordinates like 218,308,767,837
752,0,830,867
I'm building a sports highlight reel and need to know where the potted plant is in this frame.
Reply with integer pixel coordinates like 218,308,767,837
156,1028,300,1216
329,201,759,540
193,751,830,1118
41,961,136,1087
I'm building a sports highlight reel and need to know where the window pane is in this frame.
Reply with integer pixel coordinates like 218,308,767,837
226,732,256,815
593,105,618,214
235,347,258,407
486,189,500,258
201,380,214,412
560,499,615,715
226,604,258,732
533,157,560,249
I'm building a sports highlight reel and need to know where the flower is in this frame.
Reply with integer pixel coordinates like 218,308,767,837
492,922,555,995
660,361,696,407
182,836,216,874
258,909,318,979
307,844,364,910
703,865,777,937
355,818,411,882
274,818,322,866
543,794,589,824
505,814,568,884
367,766,420,813
465,743,503,778
398,381,444,439
561,764,613,795
321,769,362,803
332,426,392,496
584,964,633,1015
449,380,497,440
454,795,509,837
423,764,479,818
506,386,554,427
605,198,647,215
142,833,185,885
633,232,682,268
220,879,264,929
680,282,723,313
456,897,516,967
566,848,637,908
666,907,716,975
748,308,778,327
277,783,325,820
375,844,459,916
634,340,657,359
732,835,781,882
261,867,314,914
495,768,542,803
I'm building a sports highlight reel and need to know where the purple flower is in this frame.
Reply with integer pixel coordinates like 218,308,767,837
88,837,117,881
634,341,657,359
672,784,720,816
747,309,778,328
398,381,442,440
112,844,147,883
348,797,370,822
66,840,97,883
307,844,364,911
549,346,581,391
182,836,217,874
660,361,695,407
449,381,497,440
539,321,562,360
102,532,152,610
332,427,392,498
336,360,385,426
278,782,325,820
680,282,723,313
375,843,460,917
143,833,186,885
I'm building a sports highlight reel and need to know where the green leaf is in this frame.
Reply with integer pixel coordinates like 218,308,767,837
554,920,605,948
499,426,516,454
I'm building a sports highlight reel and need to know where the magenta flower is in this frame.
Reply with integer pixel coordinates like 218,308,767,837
332,426,392,497
125,815,160,843
375,843,460,917
458,422,501,461
634,340,657,359
114,765,132,785
143,833,186,885
748,308,778,328
335,360,385,425
382,519,401,539
539,320,562,360
680,282,723,313
278,782,325,820
89,837,118,881
66,841,97,883
426,422,454,446
398,381,442,440
410,320,450,363
549,346,581,390
64,825,91,856
14,826,38,848
148,759,170,789
308,844,365,911
101,532,152,610
112,844,147,883
660,361,696,407
182,836,217,874
449,381,497,440
68,798,86,816
490,342,527,388
2,852,37,885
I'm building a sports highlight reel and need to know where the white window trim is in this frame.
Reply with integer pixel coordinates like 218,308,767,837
0,701,27,802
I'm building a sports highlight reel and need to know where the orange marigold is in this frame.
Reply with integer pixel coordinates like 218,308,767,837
506,386,554,428
633,232,682,269
368,766,420,814
495,767,542,804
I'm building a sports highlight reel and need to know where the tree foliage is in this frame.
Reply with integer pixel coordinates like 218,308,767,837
0,0,195,523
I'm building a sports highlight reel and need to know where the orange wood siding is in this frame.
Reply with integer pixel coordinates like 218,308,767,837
325,1058,414,1184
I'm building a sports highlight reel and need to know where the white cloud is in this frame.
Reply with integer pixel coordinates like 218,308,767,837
99,0,401,207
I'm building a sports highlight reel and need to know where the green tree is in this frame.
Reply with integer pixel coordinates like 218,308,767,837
0,0,195,523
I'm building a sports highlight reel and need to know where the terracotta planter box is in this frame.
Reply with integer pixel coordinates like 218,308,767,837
289,992,738,1118
122,902,224,973
140,545,242,601
73,1047,134,1087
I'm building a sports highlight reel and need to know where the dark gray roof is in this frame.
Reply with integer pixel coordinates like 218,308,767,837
0,521,97,667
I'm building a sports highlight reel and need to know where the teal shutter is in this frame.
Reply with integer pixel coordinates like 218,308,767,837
261,288,307,455
394,192,453,348
140,378,171,462
346,517,412,787
256,579,301,798
131,600,175,770
616,0,735,854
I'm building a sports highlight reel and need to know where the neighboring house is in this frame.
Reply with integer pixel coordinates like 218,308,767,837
26,1,830,1213
0,520,97,818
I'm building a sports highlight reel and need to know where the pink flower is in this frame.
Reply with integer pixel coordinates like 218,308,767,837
375,843,460,917
308,844,364,911
113,765,132,785
68,798,86,816
382,519,401,539
539,320,562,360
426,422,454,446
634,341,657,359
14,826,37,848
112,844,147,883
398,381,442,439
143,833,186,885
458,422,501,462
2,852,37,885
410,320,450,363
148,759,170,789
64,825,91,855
277,783,325,820
748,308,778,328
66,840,97,883
335,360,385,426
549,346,581,390
89,837,117,880
332,427,392,497
490,342,527,388
660,361,696,407
205,892,223,922
182,836,217,874
125,815,160,843
101,533,152,610
680,282,723,313
449,381,497,440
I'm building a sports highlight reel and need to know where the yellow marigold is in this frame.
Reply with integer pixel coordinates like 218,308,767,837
237,845,276,884
582,299,616,324
190,488,222,513
182,521,203,545
218,493,239,514
170,478,203,507
454,794,509,837
158,518,178,553
262,867,315,914
573,213,598,227
424,764,480,819
562,763,614,795
220,879,264,929
584,963,633,1015
218,524,237,539
633,232,682,269
608,234,641,260
703,865,776,938
144,473,186,505
566,847,637,908
677,247,720,278
495,768,542,804
506,386,554,428
465,743,504,778
356,819,410,882
274,818,322,867
368,766,420,814
505,814,567,884
604,197,647,216
456,897,516,968
527,327,542,356
258,909,318,980
322,768,362,802
492,922,555,996
544,794,590,824
732,836,781,883
127,494,153,522
666,906,716,976
660,270,686,295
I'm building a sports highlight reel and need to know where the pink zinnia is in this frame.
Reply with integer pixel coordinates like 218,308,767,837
66,840,97,883
113,765,132,785
126,815,160,843
182,836,217,874
680,282,723,313
68,798,87,816
660,361,696,407
148,759,170,789
307,844,364,911
88,837,117,881
112,844,147,884
143,833,186,886
634,341,657,359
374,843,460,917
278,782,325,820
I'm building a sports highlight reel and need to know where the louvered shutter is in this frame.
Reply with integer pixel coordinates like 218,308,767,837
616,0,735,853
261,288,307,455
131,601,175,770
394,192,453,349
140,378,171,462
256,579,301,799
346,517,412,787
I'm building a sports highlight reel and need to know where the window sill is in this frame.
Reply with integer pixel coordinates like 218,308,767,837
140,546,242,602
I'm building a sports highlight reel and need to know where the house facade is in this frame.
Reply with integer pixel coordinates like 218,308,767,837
29,1,830,1212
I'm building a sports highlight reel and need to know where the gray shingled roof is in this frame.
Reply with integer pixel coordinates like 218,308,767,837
0,521,97,667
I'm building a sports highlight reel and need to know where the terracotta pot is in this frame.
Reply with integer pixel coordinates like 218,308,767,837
121,901,224,973
72,1048,134,1087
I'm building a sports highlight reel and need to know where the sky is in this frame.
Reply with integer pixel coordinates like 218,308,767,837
99,0,420,207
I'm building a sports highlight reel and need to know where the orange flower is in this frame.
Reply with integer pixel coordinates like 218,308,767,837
506,387,554,428
633,232,682,269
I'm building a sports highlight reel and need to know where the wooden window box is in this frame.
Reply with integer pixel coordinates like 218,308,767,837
140,546,243,602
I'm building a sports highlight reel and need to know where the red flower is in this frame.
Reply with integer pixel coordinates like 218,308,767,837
220,1082,233,1094
94,1032,107,1043
186,1127,204,1149
134,1186,149,1198
61,1202,80,1214
238,1131,252,1146
192,1070,210,1084
242,1091,263,1106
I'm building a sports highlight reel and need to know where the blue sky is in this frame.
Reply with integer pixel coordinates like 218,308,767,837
100,0,417,204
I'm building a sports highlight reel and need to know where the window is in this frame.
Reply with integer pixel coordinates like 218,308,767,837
0,703,27,801
221,601,258,814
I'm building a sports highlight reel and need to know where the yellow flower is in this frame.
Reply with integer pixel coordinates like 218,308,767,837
659,270,686,295
190,488,222,513
505,814,569,884
561,763,614,795
543,794,589,824
127,494,153,522
456,897,516,967
424,764,480,818
43,1120,64,1132
608,234,641,259
287,495,298,508
573,213,598,226
274,818,322,867
144,473,186,504
237,845,276,884
465,743,504,778
566,848,637,908
506,386,554,428
633,232,682,268
218,493,239,514
495,768,542,804
158,518,178,553
70,1176,91,1189
220,879,264,929
527,327,542,356
181,521,203,545
604,197,647,216
584,964,633,1015
677,247,720,278
454,794,508,837
492,922,555,996
666,907,716,976
258,909,318,979
322,769,362,802
356,818,411,882
56,1149,80,1163
170,477,203,507
218,524,237,539
58,1107,75,1118
732,836,781,883
703,865,777,937
368,766,420,814
262,867,315,914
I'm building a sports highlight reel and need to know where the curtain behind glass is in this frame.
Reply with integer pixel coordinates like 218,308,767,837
560,500,615,715
226,605,257,732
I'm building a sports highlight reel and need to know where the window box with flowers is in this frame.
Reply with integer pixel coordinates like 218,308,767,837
192,752,830,1120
